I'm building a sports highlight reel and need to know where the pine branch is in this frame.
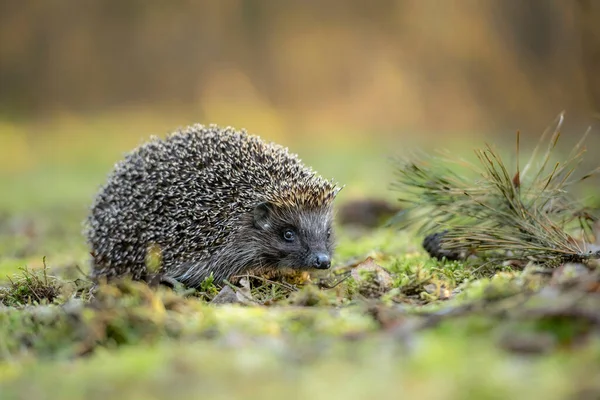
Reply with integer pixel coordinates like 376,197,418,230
392,113,600,266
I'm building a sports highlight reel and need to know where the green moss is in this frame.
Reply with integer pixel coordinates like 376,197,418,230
1,331,599,399
1,118,600,398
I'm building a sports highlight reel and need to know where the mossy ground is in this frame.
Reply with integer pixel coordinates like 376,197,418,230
1,117,600,399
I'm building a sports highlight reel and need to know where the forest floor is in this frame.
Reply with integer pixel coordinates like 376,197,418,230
1,115,599,400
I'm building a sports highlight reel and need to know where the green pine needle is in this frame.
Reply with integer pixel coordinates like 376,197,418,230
392,113,600,266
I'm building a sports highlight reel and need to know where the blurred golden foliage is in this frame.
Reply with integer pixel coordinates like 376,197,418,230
0,1,599,136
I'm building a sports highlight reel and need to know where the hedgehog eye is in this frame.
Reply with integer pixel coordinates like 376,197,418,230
327,229,331,239
282,229,295,242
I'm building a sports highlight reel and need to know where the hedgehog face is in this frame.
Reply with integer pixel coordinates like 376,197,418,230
252,202,334,270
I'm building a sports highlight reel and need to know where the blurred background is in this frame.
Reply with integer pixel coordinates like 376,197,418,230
1,1,600,256
2,1,600,130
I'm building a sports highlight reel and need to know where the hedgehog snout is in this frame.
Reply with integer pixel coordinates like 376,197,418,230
311,253,331,270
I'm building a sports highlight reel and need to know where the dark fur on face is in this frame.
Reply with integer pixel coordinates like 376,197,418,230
249,202,334,271
165,201,335,288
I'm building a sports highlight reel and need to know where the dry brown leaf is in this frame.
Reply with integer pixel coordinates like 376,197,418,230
351,257,393,297
211,277,259,305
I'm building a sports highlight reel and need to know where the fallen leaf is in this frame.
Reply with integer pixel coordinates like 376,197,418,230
351,257,393,297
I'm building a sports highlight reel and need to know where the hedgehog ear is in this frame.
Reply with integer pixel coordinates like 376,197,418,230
253,202,272,230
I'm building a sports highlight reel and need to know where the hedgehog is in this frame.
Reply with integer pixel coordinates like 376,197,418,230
84,124,341,288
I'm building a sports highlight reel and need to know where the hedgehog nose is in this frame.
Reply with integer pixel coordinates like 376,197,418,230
313,253,331,269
